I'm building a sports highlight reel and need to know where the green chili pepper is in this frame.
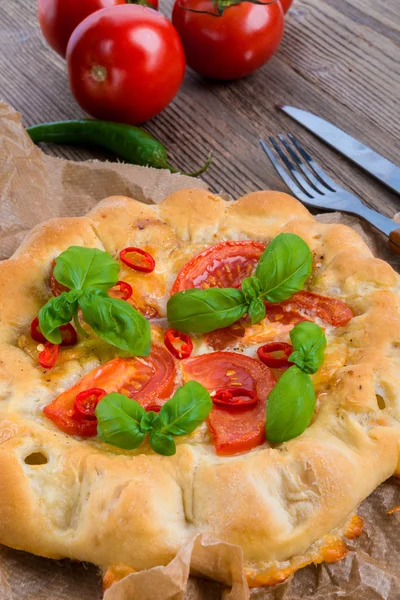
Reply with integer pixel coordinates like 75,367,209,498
26,119,212,177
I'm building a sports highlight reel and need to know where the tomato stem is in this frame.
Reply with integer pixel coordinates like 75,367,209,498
91,65,107,83
127,0,156,7
181,0,278,16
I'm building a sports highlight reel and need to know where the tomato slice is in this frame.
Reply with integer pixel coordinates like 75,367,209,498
265,291,353,327
264,302,308,325
182,352,275,455
205,319,248,351
44,345,176,436
171,241,265,293
207,292,352,350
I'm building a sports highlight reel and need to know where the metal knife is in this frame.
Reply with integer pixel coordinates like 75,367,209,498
280,106,400,195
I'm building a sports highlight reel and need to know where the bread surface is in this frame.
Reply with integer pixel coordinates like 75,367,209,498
1,189,399,584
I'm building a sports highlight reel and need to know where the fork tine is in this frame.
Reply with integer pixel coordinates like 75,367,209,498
269,137,324,198
259,140,311,202
287,134,337,192
278,135,325,193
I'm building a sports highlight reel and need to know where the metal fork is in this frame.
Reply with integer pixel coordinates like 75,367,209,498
260,134,400,254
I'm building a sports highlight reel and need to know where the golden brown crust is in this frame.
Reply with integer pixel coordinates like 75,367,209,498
0,189,400,584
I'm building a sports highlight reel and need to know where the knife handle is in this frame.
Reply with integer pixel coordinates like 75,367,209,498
389,230,400,254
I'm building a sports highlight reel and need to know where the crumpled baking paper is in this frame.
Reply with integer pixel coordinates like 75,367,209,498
0,100,207,260
0,100,399,600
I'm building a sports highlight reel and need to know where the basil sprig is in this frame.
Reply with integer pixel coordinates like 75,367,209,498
242,276,266,324
266,366,316,443
266,322,326,443
255,233,312,303
167,288,248,334
167,233,312,334
288,321,326,374
96,381,212,455
39,246,151,356
53,246,120,291
39,289,82,342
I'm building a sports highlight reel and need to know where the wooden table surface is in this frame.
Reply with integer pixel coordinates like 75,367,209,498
1,0,399,219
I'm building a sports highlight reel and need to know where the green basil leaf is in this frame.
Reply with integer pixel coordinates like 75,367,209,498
149,432,176,456
96,393,146,450
289,322,326,374
96,383,212,455
167,288,248,334
159,381,212,436
79,289,151,356
241,276,262,303
54,246,120,292
256,233,312,303
140,411,161,434
248,298,266,325
266,365,316,444
38,289,82,344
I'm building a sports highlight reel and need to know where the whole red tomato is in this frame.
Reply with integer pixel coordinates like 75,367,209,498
172,0,284,80
67,5,186,124
38,0,158,58
280,0,293,13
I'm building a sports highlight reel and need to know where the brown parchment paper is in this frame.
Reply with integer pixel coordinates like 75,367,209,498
0,100,400,600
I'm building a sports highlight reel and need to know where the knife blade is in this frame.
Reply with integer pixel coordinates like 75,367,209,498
280,106,400,195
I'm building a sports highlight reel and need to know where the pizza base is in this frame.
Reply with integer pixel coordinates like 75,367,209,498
0,189,399,585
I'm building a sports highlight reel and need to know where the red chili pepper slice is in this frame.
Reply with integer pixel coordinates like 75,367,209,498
212,388,259,410
108,283,158,318
60,323,78,346
120,247,155,273
164,328,193,359
74,388,107,420
38,342,60,369
109,280,133,301
30,317,47,344
257,342,293,369
31,318,77,347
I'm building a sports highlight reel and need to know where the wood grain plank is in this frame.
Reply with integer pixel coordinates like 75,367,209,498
325,0,400,39
279,2,400,138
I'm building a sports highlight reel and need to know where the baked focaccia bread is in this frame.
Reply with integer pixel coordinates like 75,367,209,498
0,189,399,589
